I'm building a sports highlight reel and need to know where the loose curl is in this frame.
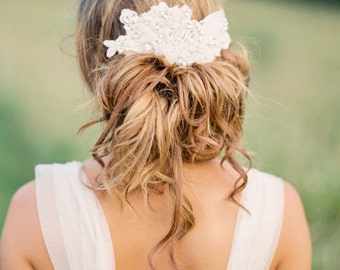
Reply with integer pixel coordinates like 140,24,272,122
77,0,251,269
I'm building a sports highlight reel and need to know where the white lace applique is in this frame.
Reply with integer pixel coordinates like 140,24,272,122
103,2,231,67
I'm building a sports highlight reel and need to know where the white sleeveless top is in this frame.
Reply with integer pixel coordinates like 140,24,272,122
36,161,284,270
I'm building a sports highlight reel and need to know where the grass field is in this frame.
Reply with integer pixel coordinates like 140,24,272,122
0,0,339,268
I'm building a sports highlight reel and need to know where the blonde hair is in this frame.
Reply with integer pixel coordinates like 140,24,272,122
76,0,251,269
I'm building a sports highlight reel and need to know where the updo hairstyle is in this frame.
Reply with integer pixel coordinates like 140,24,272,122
76,0,251,269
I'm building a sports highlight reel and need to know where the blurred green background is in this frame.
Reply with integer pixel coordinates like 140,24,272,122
0,0,339,269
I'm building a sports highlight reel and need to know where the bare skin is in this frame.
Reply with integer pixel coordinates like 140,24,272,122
0,158,311,269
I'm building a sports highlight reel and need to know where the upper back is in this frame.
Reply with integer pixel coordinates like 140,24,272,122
33,159,284,270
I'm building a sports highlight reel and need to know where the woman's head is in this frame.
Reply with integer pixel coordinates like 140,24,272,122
77,0,225,91
76,1,250,269
76,0,250,160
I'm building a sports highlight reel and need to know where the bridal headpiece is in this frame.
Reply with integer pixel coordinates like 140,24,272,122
103,2,231,67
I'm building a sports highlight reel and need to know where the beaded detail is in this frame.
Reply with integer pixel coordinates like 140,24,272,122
103,2,231,67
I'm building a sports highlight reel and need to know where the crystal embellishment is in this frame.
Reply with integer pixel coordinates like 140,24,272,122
103,2,231,66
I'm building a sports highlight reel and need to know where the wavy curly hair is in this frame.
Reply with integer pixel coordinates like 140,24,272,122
76,0,251,269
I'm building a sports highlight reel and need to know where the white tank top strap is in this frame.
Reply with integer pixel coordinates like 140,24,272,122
35,161,114,270
227,168,285,270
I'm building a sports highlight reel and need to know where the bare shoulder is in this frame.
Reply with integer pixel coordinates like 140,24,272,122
274,181,312,270
7,180,36,208
2,181,37,225
0,181,50,269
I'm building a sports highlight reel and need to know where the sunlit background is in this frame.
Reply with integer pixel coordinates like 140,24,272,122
0,0,339,268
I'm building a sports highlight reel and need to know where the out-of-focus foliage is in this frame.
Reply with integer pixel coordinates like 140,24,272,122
259,0,340,6
228,1,340,268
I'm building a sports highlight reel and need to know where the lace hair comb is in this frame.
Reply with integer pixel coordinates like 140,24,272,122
103,2,231,67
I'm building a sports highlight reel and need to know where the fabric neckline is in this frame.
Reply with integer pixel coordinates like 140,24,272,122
36,162,284,269
79,162,245,270
79,164,117,268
